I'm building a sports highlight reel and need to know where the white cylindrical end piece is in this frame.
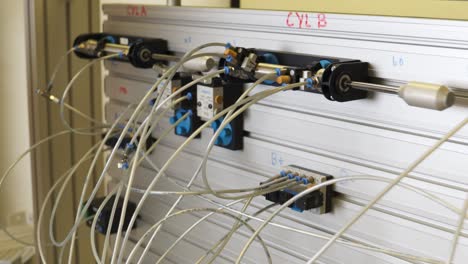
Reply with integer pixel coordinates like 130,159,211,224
182,56,216,72
398,82,455,111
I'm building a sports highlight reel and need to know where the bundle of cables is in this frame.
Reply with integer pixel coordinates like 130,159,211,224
1,41,467,264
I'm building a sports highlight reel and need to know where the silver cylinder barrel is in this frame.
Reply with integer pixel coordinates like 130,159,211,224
77,40,130,57
398,82,455,111
254,63,288,81
182,56,216,72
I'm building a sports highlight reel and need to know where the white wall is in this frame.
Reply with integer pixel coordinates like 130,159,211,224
0,0,33,226
0,0,229,235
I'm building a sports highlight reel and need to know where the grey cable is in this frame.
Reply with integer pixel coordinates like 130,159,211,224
306,117,468,264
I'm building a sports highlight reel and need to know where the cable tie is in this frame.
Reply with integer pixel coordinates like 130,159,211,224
186,92,193,101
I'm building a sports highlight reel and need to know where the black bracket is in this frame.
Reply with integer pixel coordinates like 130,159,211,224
73,33,169,69
321,61,369,102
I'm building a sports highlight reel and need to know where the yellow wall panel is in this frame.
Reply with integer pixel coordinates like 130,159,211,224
241,0,468,20
101,0,230,7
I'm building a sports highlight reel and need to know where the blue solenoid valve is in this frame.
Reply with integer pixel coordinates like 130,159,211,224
211,118,234,147
170,109,193,137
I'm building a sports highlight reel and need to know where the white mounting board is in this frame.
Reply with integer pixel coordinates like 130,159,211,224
103,4,468,263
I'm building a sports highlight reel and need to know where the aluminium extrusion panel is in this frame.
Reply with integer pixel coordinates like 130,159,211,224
103,5,468,264
105,102,468,263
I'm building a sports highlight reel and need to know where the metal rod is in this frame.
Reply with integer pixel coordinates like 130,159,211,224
78,40,130,56
151,53,180,62
347,81,400,94
80,39,181,62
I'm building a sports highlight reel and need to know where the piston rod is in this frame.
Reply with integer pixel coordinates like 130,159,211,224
347,81,399,94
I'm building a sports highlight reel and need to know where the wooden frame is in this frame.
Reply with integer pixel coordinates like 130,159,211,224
26,0,103,263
